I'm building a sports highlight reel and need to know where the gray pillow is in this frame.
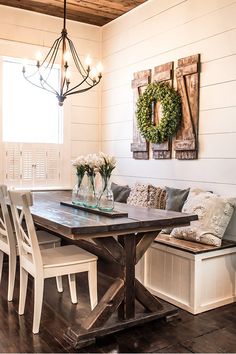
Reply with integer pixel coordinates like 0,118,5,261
161,187,190,235
165,187,190,211
111,182,131,203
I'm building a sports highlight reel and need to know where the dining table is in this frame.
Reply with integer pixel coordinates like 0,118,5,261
31,190,197,349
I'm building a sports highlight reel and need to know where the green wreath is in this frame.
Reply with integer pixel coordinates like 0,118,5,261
136,81,182,144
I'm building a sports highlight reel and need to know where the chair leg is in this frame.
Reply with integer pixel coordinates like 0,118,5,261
88,261,97,310
0,251,4,285
54,241,63,292
33,275,44,334
19,267,28,315
56,276,63,292
68,274,77,304
7,254,17,301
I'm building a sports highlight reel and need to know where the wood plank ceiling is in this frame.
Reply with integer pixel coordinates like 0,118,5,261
0,0,148,26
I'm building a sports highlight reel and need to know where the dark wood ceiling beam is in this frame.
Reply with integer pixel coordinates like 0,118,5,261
0,0,147,26
0,0,107,26
70,1,124,17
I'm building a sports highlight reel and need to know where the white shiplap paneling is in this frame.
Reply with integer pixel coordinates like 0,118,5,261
100,0,236,242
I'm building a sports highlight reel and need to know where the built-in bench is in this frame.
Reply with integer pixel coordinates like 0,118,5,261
136,234,236,314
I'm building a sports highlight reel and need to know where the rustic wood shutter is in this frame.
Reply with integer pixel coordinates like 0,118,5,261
152,62,174,159
130,70,151,160
174,54,200,160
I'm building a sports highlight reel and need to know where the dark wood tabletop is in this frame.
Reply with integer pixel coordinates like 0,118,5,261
30,190,198,349
31,190,197,239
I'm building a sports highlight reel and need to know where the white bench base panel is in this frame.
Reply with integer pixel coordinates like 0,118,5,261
136,242,236,314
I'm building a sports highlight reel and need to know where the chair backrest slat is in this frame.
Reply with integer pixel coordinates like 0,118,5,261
8,191,43,271
0,185,16,253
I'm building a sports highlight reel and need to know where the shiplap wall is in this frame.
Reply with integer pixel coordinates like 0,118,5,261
0,5,101,186
101,0,236,239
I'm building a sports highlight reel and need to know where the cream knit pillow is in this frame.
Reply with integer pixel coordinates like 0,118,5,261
127,183,157,208
171,190,236,246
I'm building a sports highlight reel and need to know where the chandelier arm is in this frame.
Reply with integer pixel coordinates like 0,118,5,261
23,73,56,94
41,37,62,68
61,75,67,96
23,67,56,94
84,76,97,86
44,38,63,83
65,85,95,96
23,67,42,80
47,38,63,70
40,75,59,94
39,37,63,90
64,72,90,95
67,38,87,77
66,77,101,96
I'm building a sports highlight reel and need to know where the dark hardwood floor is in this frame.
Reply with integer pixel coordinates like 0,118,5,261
0,262,236,353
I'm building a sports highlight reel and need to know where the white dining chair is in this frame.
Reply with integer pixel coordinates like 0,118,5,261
0,185,62,301
9,190,98,334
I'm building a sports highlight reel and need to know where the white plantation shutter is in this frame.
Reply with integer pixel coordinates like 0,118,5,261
4,144,21,184
21,147,33,185
32,145,47,187
46,146,61,186
3,143,61,188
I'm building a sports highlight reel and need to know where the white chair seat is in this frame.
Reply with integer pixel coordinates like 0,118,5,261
23,245,97,269
41,245,97,268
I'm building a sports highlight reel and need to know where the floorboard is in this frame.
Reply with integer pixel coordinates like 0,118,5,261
0,262,236,353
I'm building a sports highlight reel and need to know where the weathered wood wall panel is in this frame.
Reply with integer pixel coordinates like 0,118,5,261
174,54,200,160
130,70,151,160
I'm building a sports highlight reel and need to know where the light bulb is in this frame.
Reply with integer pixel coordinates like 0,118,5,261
97,62,103,74
35,51,42,61
85,55,92,67
90,67,97,80
22,58,27,67
65,70,71,80
64,51,70,62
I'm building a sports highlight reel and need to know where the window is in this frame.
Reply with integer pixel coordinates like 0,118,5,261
2,58,62,144
1,57,67,189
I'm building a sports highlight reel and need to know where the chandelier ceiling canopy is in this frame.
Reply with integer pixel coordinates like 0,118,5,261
22,0,102,106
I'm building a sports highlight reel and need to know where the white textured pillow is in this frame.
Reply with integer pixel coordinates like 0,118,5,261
171,190,236,246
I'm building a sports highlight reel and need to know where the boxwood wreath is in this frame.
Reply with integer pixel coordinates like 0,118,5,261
136,82,182,144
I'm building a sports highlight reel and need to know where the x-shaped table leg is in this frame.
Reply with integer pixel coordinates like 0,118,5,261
65,230,177,348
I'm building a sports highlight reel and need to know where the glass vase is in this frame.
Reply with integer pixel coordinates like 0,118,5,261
98,175,114,211
83,172,98,208
72,174,85,205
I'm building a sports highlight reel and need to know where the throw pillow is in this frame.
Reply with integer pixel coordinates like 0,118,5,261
165,186,190,211
171,190,236,246
127,183,157,208
162,187,190,234
154,188,167,209
111,182,131,203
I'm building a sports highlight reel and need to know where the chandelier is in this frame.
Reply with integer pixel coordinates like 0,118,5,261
22,0,102,106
